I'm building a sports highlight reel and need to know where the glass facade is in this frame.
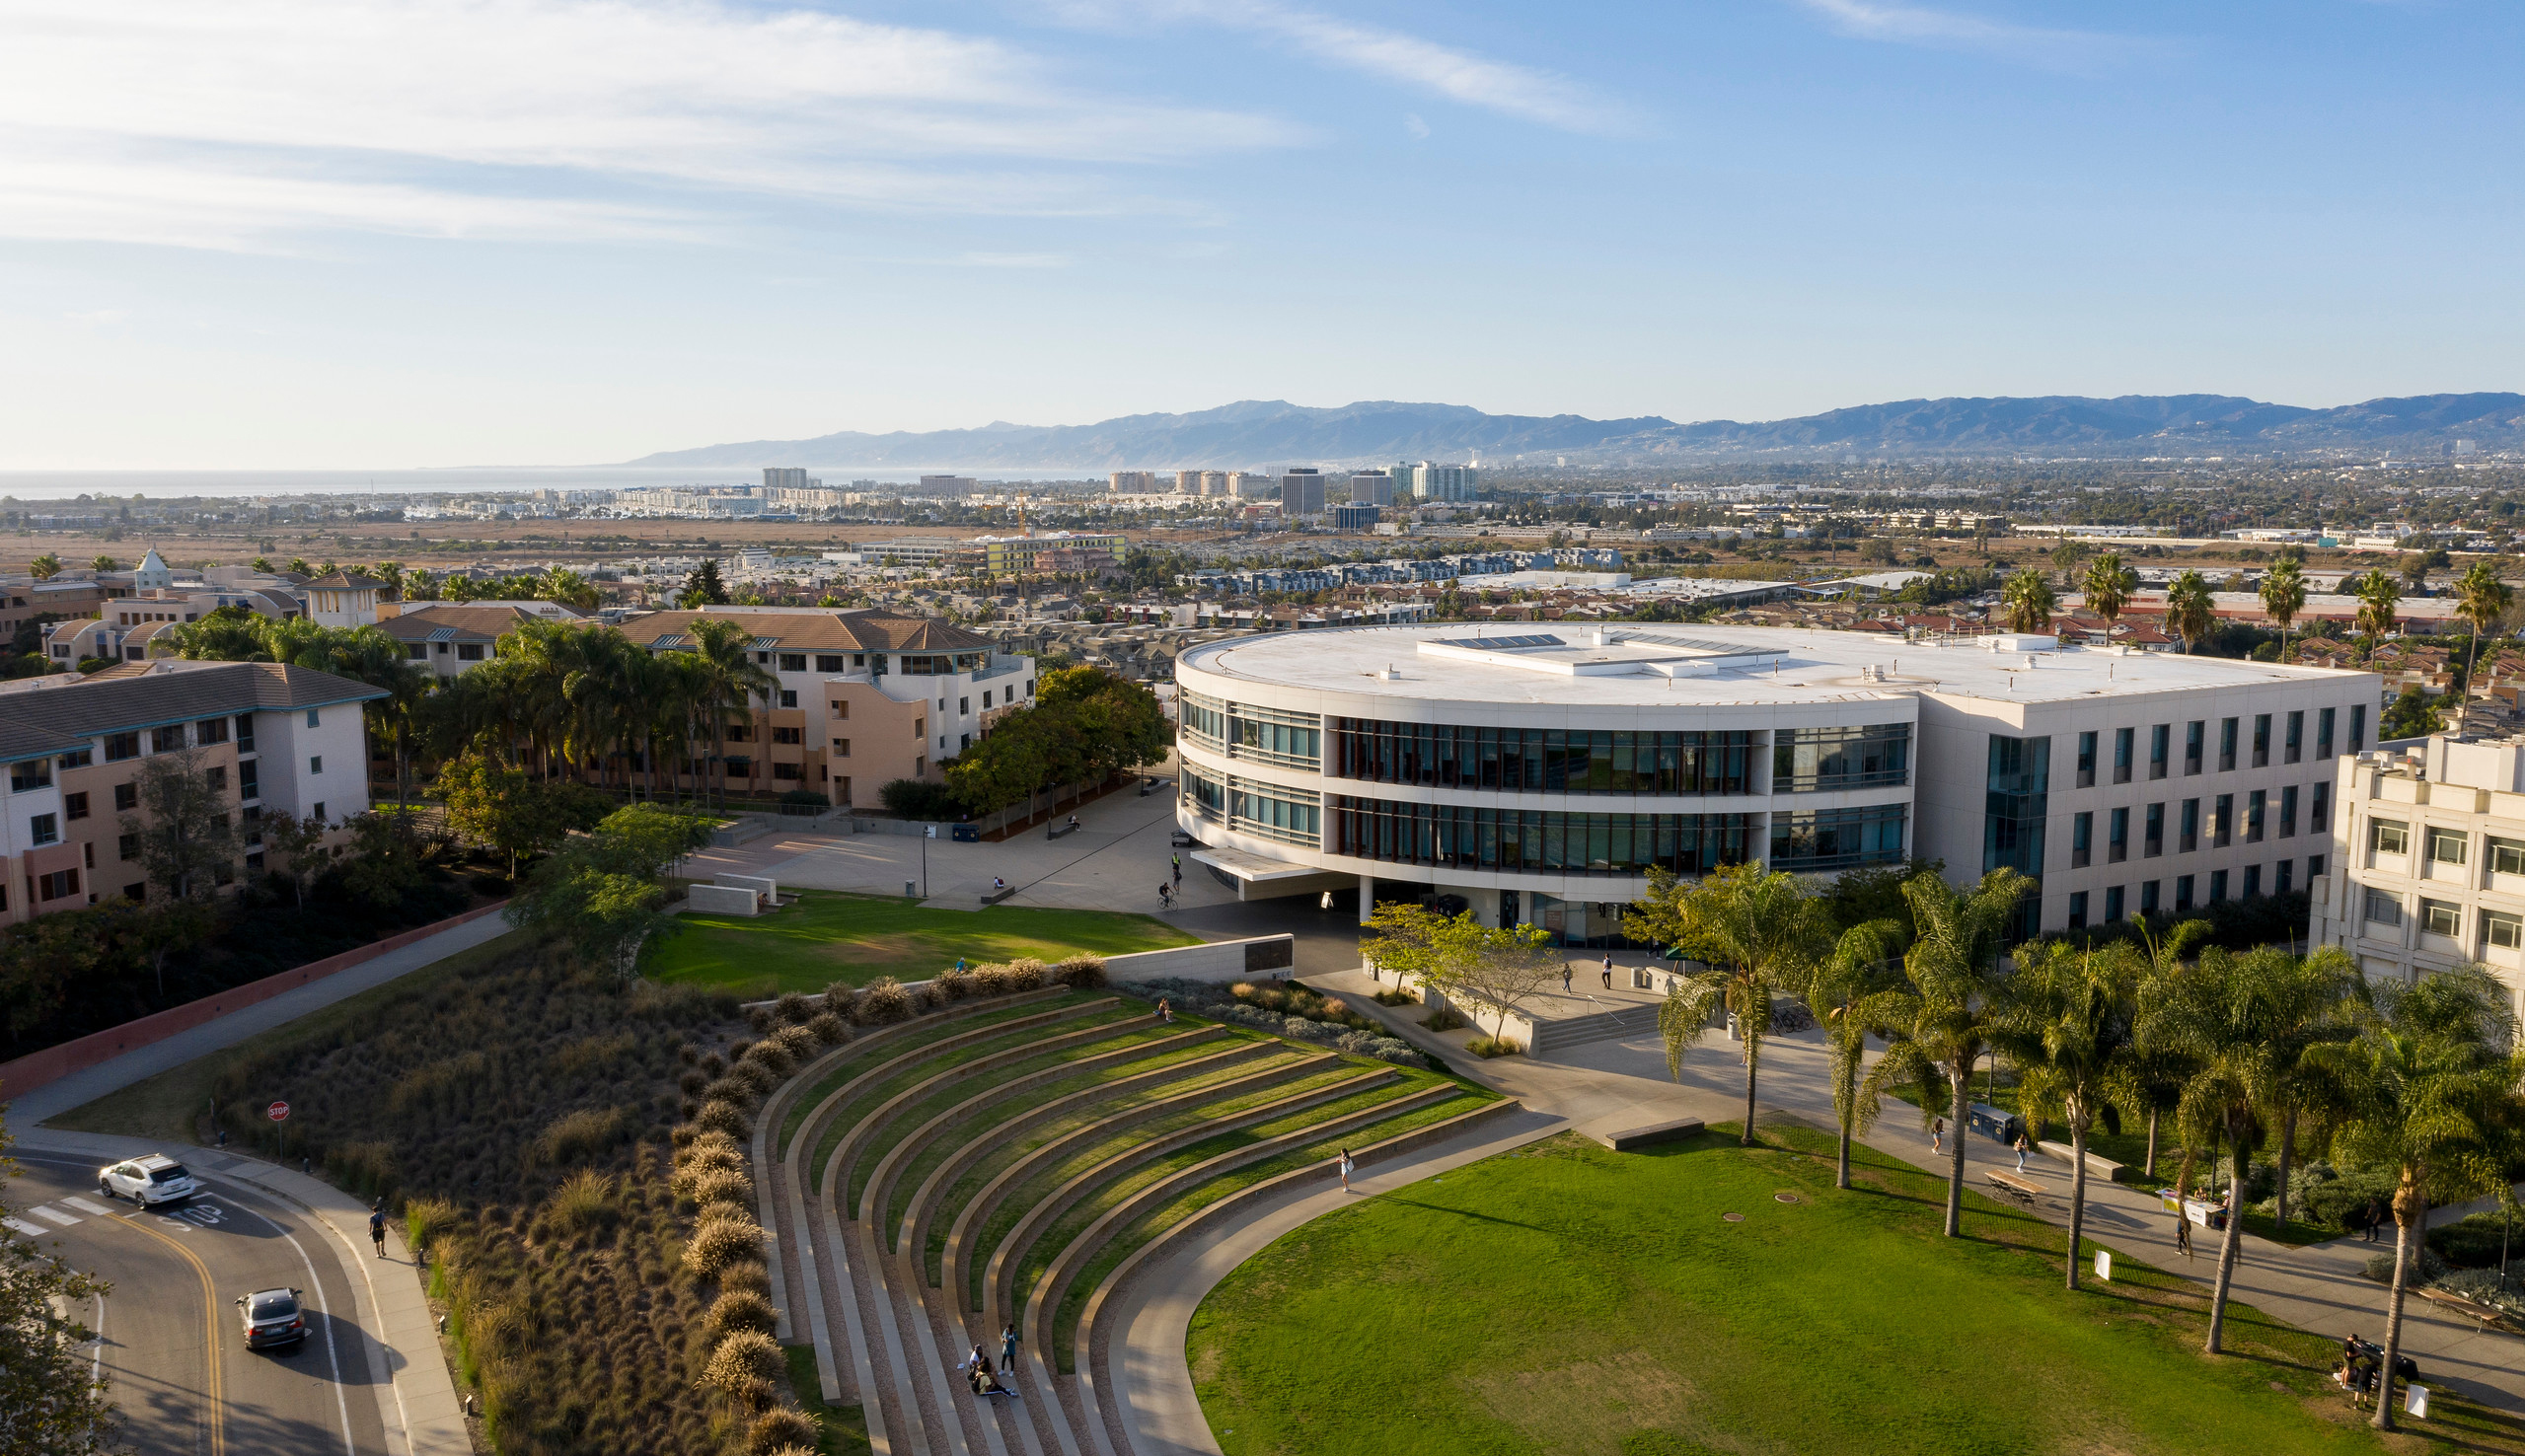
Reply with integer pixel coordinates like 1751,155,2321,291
1180,690,1321,770
1327,795,1754,876
1768,805,1907,871
1180,763,1321,846
1982,734,2049,878
1771,724,1911,792
1329,720,1753,795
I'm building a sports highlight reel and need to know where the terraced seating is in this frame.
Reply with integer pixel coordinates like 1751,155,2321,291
754,983,1511,1456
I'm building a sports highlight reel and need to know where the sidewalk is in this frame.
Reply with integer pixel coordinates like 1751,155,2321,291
1311,962,2525,1418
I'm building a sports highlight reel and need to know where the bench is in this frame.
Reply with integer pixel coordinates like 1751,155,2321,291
1596,1117,1706,1152
1046,821,1082,839
1984,1169,2046,1205
2418,1285,2516,1334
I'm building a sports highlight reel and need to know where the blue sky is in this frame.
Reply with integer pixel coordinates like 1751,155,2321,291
3,0,2520,469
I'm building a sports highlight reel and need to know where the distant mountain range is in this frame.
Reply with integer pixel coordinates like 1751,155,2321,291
623,393,2525,471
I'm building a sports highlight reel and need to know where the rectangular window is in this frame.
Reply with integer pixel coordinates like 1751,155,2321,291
780,690,798,708
194,717,229,746
2076,731,2098,789
2312,781,2332,834
2285,710,2303,764
2309,852,2328,880
2210,868,2230,903
833,739,851,756
2141,879,2161,915
2214,793,2234,848
914,716,925,739
2071,811,2092,868
309,756,322,775
2246,789,2266,842
113,782,136,812
305,708,320,728
1982,735,2050,878
2180,797,2199,853
36,869,77,902
237,715,254,751
2349,703,2366,753
456,642,484,661
2244,864,2263,897
2109,806,2129,863
771,726,802,745
106,731,138,762
2185,720,2204,775
238,760,258,800
2219,717,2238,771
2176,874,2195,911
983,692,993,709
2319,706,2337,759
2275,859,2294,895
833,699,850,719
117,833,137,861
773,763,803,780
780,653,806,672
29,813,57,846
408,643,428,660
2114,727,2134,784
2252,713,2271,768
313,801,325,822
2427,826,2467,866
2371,818,2410,855
2067,891,2088,930
55,749,90,771
205,765,225,793
2363,885,2402,925
2144,802,2164,857
2279,785,2298,837
2149,724,2169,780
817,654,847,673
2104,885,2124,922
8,759,48,792
2420,898,2461,937
1768,805,1909,871
2487,910,2524,950
63,791,87,822
2492,837,2525,876
152,725,186,753
958,696,970,714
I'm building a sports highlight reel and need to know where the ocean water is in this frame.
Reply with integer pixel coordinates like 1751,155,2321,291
0,466,1074,502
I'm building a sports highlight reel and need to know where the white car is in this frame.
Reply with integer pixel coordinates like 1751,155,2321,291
98,1154,201,1206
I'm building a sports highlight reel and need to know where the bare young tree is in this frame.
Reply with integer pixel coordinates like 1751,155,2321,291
1430,920,1562,1054
256,812,333,909
119,747,238,902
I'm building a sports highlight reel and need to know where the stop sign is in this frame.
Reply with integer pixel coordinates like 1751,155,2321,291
267,1100,290,1122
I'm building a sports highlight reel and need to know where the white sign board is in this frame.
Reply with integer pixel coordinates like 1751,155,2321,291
2094,1249,2112,1281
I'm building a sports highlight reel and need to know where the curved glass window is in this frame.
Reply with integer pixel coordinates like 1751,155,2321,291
1328,795,1752,876
1772,724,1909,792
1769,805,1907,871
1330,721,1752,795
1182,763,1320,847
1180,690,1320,770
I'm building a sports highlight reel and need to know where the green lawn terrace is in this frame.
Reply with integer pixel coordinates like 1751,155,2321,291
644,889,1201,995
1190,1126,2525,1456
749,984,1508,1456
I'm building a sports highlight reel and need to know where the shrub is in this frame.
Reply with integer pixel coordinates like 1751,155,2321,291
674,1132,744,1173
819,982,859,1019
2433,1269,2525,1321
678,1068,710,1096
549,1169,617,1235
2364,1248,2449,1284
741,1038,796,1078
718,1260,772,1298
778,787,831,809
536,1106,630,1164
877,778,964,821
1423,1006,1467,1032
2428,1212,2519,1269
2302,1166,2399,1231
684,1211,764,1278
325,1139,398,1198
749,1410,821,1454
699,1050,728,1077
683,1166,754,1212
1055,954,1108,988
404,1197,459,1256
1466,1035,1522,1058
705,1288,780,1344
854,977,915,1025
701,1329,784,1397
1005,958,1048,990
972,963,1011,995
1372,986,1416,1006
704,1075,762,1110
693,1099,751,1138
805,1011,849,1047
770,1024,820,1062
933,969,976,1002
726,1059,782,1097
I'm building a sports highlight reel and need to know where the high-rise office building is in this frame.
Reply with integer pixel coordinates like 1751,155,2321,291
920,474,979,498
1226,473,1276,500
1175,470,1205,493
764,468,812,491
1349,470,1397,507
1279,468,1326,517
1411,463,1477,502
1110,471,1158,492
1201,471,1229,495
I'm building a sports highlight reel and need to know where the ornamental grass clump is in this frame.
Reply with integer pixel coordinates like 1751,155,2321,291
739,1037,795,1079
693,1099,751,1139
805,1010,848,1046
933,968,978,1001
854,976,915,1024
1056,954,1108,988
701,1329,783,1402
681,1166,753,1213
537,1106,631,1165
769,1023,820,1062
703,1288,780,1344
548,1169,618,1236
684,1209,764,1278
718,1260,772,1298
749,1409,820,1454
1005,957,1048,990
772,991,816,1026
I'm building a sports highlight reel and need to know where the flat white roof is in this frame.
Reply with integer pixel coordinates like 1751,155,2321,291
1177,624,2371,709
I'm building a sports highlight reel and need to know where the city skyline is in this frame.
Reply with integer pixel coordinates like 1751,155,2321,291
5,1,2521,470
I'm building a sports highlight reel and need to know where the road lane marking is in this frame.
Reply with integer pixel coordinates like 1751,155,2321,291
33,1204,82,1225
113,1208,224,1456
3,1215,47,1236
206,1197,358,1456
64,1196,113,1215
93,1293,105,1386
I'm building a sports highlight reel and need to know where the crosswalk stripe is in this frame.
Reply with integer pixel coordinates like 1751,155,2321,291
3,1217,48,1237
63,1197,112,1215
31,1205,80,1226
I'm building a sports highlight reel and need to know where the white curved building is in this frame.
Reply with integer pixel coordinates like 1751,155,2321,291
1174,623,2380,945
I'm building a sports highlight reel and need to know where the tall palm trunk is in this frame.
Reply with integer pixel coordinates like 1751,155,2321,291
2144,1108,2159,1178
2274,1108,2297,1239
2066,1110,2091,1291
2205,1126,2248,1353
2374,1181,2424,1430
1944,1062,1968,1237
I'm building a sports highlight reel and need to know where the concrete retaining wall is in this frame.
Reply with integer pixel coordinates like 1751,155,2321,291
689,883,760,915
1106,934,1295,983
716,873,779,900
0,901,510,1098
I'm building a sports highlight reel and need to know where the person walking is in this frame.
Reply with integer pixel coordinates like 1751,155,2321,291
2175,1208,2193,1260
1930,1118,1944,1154
369,1201,388,1259
1001,1323,1019,1373
1600,954,1613,989
1172,853,1182,886
1561,962,1573,994
2361,1196,2383,1243
1338,1147,1355,1193
2013,1132,2031,1174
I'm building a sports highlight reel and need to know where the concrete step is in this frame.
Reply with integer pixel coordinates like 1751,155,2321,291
1533,1003,1663,1055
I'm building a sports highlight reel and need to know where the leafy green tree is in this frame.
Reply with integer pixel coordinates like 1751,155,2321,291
439,754,576,877
2378,686,2442,741
2000,568,2056,633
1630,862,1836,1145
0,1108,116,1454
121,747,239,902
677,560,730,608
258,812,332,908
2312,966,2525,1430
2080,552,2137,630
2047,539,2091,586
2260,557,2307,664
2164,569,2216,654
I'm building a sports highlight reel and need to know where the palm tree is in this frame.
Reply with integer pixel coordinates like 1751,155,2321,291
90,554,117,573
2260,558,2307,666
682,617,776,810
2122,916,2211,1179
2081,552,2137,633
1990,939,2141,1290
1860,867,2034,1237
2353,567,2402,661
28,553,60,580
2307,966,2524,1430
2454,560,2513,693
1632,864,1836,1145
2260,945,2368,1241
2000,569,2057,634
1808,918,1908,1190
2164,569,2216,655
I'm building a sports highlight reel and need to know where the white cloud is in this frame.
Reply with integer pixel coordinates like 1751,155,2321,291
1055,1,1630,134
0,0,1304,251
1404,112,1431,140
1793,0,2169,68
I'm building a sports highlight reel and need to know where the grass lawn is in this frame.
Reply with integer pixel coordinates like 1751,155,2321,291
642,890,1201,995
1188,1125,2525,1456
781,1344,871,1456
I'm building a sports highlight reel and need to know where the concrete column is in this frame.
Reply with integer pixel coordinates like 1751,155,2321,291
1358,873,1374,923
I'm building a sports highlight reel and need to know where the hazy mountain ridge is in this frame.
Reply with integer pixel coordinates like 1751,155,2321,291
625,393,2525,470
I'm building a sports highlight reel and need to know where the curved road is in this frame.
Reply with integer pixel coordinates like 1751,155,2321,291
11,1151,392,1456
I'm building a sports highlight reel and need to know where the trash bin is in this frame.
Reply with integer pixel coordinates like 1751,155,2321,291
1966,1103,2024,1145
950,824,980,842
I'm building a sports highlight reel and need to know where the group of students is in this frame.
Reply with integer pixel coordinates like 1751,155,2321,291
962,1325,1022,1398
2336,1333,2409,1410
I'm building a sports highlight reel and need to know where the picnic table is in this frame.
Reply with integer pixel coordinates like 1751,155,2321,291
1984,1168,2045,1206
2417,1285,2517,1335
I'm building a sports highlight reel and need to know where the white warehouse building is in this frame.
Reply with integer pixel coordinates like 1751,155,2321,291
1173,624,2381,944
